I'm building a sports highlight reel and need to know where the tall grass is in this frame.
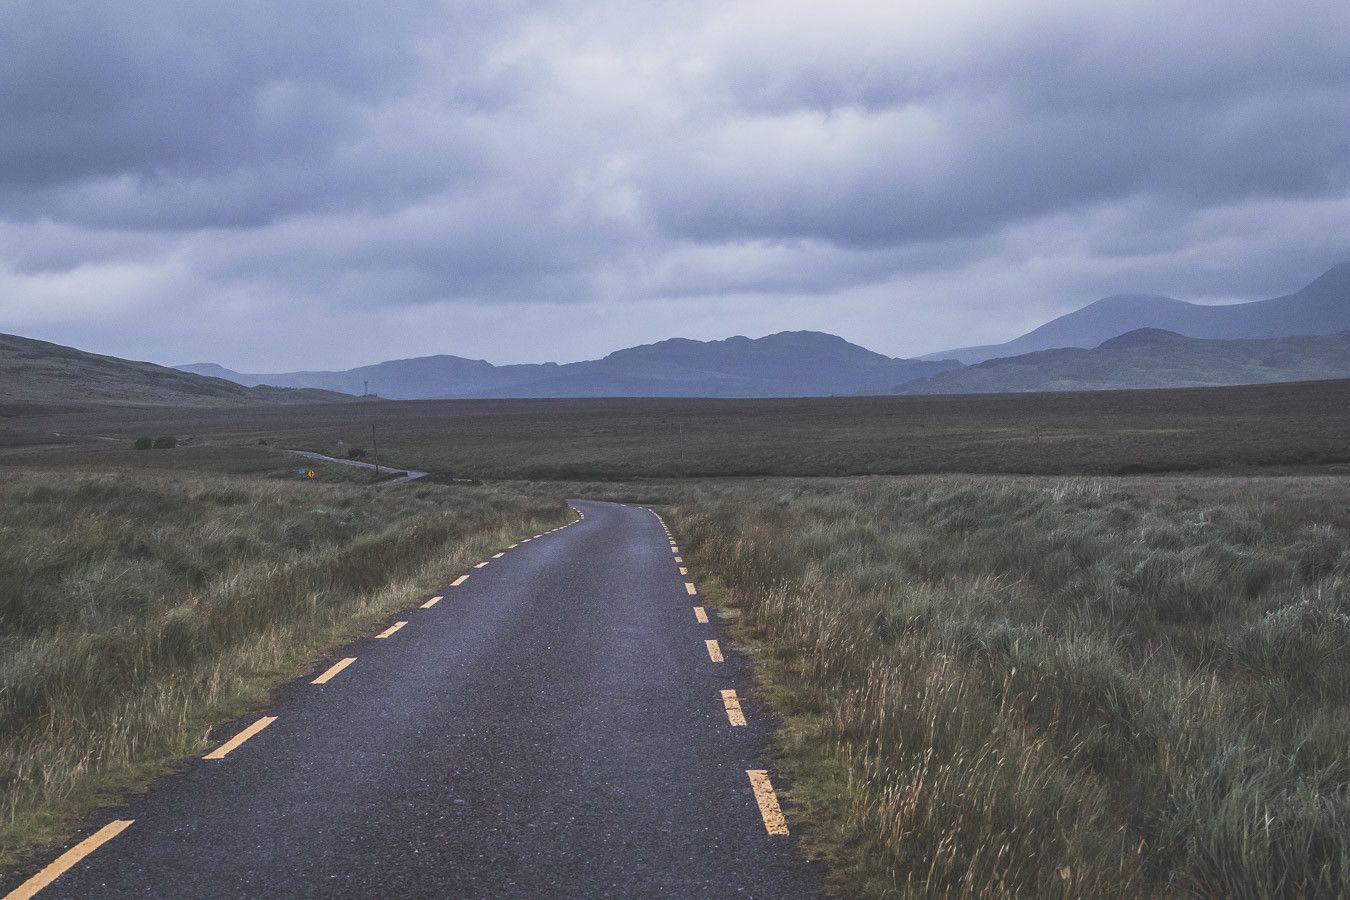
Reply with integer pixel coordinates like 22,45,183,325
669,476,1349,897
0,470,566,866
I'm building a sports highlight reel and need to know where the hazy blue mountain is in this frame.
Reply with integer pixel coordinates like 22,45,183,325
1,333,351,414
180,331,960,399
178,355,555,399
900,329,1350,394
927,263,1350,363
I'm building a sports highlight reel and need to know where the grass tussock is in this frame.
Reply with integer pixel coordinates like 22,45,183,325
0,470,566,866
669,476,1350,898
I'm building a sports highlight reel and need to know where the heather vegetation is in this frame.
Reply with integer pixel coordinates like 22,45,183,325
0,470,566,864
669,476,1350,897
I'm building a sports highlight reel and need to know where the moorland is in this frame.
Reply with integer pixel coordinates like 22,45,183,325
2,377,1347,897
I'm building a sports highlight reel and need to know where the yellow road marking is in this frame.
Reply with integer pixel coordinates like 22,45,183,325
421,595,442,609
693,606,709,623
6,819,134,900
492,552,505,559
203,716,277,760
311,657,357,685
674,556,683,563
508,543,519,549
451,575,469,587
473,562,489,569
747,770,789,834
685,582,697,595
705,639,724,662
375,621,407,639
721,689,747,726
671,546,680,554
679,567,688,575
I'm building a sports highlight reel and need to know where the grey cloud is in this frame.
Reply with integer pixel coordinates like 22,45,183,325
1,0,1348,370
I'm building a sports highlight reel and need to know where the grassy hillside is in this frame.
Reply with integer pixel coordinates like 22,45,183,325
0,333,350,414
0,471,568,865
904,330,1350,394
667,476,1349,897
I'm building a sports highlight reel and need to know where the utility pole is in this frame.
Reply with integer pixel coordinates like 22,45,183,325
371,423,380,479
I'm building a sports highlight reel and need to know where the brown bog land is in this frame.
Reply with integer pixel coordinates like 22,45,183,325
2,378,1348,480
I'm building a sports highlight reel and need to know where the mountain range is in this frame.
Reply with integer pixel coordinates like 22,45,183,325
177,263,1350,399
900,329,1350,394
180,332,960,399
5,263,1347,408
927,262,1350,363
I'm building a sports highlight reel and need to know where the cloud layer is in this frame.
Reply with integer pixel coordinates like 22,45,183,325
2,0,1348,368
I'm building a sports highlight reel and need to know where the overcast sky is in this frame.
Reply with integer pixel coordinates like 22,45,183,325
2,1,1348,370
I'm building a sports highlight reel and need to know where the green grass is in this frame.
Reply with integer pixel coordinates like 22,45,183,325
0,469,568,867
666,476,1350,897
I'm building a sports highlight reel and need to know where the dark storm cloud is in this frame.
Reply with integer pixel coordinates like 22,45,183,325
2,0,1348,369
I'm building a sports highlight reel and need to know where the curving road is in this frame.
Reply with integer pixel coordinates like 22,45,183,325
3,500,822,898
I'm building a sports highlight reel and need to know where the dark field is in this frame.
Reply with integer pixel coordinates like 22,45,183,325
3,378,1348,479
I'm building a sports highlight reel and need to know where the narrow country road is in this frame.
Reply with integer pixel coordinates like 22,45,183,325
3,501,823,898
287,449,430,484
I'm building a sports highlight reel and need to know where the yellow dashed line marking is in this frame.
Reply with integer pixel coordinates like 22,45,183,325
508,543,519,549
693,606,709,623
705,639,724,662
747,770,789,834
492,552,505,559
451,575,469,587
685,582,697,596
671,546,680,554
473,562,489,569
721,689,747,726
203,716,277,760
674,556,683,563
311,657,357,685
679,567,688,575
6,819,135,900
375,621,407,639
421,595,442,609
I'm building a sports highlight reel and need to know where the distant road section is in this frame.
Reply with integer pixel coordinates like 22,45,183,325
288,449,429,484
2,500,820,898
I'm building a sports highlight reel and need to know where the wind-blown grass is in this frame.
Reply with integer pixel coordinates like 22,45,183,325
0,470,566,866
669,476,1349,897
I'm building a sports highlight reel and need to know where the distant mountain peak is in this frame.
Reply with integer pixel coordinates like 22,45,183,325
926,263,1350,364
1302,260,1350,294
175,330,957,399
1096,328,1188,350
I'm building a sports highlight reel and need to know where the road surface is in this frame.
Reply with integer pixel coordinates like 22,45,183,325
3,500,822,898
288,449,430,484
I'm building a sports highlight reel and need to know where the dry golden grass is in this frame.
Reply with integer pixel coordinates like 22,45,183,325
0,469,567,867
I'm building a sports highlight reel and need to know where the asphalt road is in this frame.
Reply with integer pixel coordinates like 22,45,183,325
4,500,823,898
287,449,430,484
